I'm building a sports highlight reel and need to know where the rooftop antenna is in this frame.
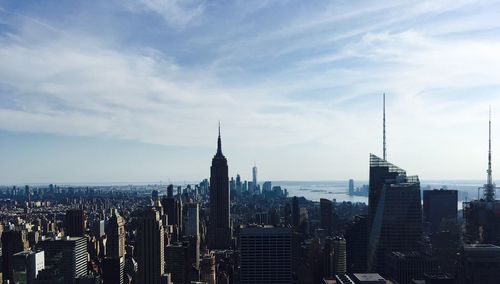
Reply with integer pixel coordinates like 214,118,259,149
383,93,387,161
483,106,496,201
217,121,222,154
488,106,492,186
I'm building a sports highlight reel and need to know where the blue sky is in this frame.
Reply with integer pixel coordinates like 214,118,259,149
1,0,500,183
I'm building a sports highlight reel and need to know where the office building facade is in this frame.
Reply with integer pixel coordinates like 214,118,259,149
239,226,292,284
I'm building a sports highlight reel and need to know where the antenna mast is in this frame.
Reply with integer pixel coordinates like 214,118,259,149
383,93,387,160
484,106,496,201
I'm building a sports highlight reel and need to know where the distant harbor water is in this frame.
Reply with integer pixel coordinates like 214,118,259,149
274,180,487,209
274,181,368,203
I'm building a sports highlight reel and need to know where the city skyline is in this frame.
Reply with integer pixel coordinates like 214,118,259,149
1,1,500,182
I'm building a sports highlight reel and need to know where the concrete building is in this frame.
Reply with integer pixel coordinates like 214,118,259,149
136,207,165,284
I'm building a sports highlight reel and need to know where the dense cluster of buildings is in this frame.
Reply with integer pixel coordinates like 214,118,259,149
1,108,500,284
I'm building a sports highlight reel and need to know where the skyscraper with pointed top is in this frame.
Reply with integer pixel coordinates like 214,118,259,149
207,123,231,249
367,94,422,272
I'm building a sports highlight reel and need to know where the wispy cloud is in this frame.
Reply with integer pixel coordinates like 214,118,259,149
1,0,500,180
121,0,205,28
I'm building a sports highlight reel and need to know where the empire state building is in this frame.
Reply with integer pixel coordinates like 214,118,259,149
208,124,231,249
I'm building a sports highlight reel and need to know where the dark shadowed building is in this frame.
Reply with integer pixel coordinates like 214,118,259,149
2,230,29,283
367,154,423,273
207,125,231,249
37,237,87,284
320,198,334,235
65,209,86,237
346,215,368,273
292,196,300,229
423,189,457,233
240,226,292,284
457,244,500,284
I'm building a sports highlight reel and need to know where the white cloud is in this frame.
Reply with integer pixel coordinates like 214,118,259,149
122,0,205,27
2,0,500,180
0,27,333,148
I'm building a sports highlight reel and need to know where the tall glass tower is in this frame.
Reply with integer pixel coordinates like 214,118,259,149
367,154,422,272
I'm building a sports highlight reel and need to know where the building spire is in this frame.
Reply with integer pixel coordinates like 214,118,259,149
488,106,492,184
486,106,494,199
217,121,222,155
484,106,496,201
383,93,387,161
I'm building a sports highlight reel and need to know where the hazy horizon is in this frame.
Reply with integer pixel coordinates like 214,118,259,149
0,179,491,187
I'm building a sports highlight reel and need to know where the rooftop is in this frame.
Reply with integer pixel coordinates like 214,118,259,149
352,273,387,282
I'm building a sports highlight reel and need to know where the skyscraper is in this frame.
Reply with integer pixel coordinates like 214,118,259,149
345,215,368,273
208,124,231,249
185,203,199,238
165,243,189,284
386,251,438,284
106,209,125,259
457,244,500,284
262,181,272,193
333,237,347,275
12,250,45,284
236,174,242,193
320,198,334,235
151,190,159,203
252,164,258,194
185,202,200,269
239,226,293,284
161,184,183,241
137,207,165,284
324,236,346,277
103,209,125,284
292,196,300,229
423,189,458,233
200,252,216,284
367,154,422,273
37,237,87,284
65,209,86,237
25,185,31,210
2,229,29,283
